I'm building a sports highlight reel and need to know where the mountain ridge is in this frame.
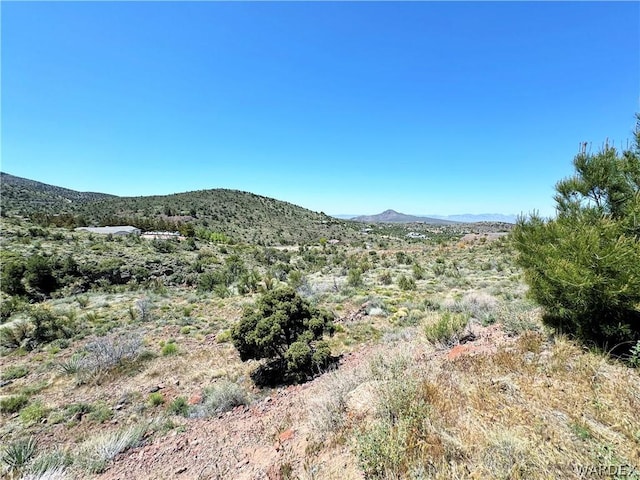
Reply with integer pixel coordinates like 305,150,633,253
351,209,458,225
335,211,518,224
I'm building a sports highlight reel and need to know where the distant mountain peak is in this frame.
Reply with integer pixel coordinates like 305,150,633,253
352,209,458,225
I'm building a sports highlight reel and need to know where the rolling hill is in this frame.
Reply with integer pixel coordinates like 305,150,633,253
1,172,116,214
0,173,360,245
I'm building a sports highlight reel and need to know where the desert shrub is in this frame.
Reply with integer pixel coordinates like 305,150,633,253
513,117,640,351
395,251,411,265
0,254,26,297
412,263,425,280
423,311,470,346
70,334,144,383
0,321,31,350
626,341,640,368
1,365,29,381
27,448,71,477
1,295,25,323
308,369,365,440
378,271,392,285
356,354,435,479
443,292,499,325
197,270,228,292
57,354,83,375
24,255,59,299
30,306,76,346
397,275,417,291
148,392,164,406
231,287,335,385
190,380,249,417
151,239,176,253
287,270,304,289
134,298,151,322
1,437,36,475
86,402,113,424
225,254,247,282
20,401,48,424
216,329,232,343
167,397,189,417
347,268,363,287
0,394,28,414
76,424,145,474
238,269,261,294
161,341,178,356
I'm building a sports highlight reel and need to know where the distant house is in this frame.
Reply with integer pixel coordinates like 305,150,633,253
141,231,181,240
406,232,426,239
75,226,141,236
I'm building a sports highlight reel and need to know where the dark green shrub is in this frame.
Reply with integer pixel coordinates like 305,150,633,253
412,263,425,280
24,255,58,299
514,117,640,350
0,254,26,296
30,306,76,346
231,287,335,385
1,295,25,323
151,239,177,253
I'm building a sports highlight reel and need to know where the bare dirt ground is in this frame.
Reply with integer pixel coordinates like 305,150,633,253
95,323,513,480
96,356,365,480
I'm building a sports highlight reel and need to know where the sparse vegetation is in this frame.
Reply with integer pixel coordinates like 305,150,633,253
1,169,638,479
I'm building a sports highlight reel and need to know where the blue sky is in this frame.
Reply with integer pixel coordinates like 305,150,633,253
2,2,638,217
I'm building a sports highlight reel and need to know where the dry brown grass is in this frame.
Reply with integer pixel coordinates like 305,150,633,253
343,333,640,479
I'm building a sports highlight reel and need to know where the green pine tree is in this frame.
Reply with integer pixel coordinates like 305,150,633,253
513,114,640,350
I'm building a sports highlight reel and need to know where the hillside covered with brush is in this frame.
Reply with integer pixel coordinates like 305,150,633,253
1,173,360,245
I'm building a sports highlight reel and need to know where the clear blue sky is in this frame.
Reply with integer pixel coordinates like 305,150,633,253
2,1,638,217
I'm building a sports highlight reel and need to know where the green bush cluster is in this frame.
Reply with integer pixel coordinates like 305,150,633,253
231,287,335,385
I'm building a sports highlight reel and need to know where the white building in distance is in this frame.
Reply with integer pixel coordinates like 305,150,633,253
75,226,141,235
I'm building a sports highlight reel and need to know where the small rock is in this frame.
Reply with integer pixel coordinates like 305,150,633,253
264,396,272,403
236,458,249,469
149,386,161,393
278,428,295,442
175,467,187,475
115,403,125,410
188,391,203,405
